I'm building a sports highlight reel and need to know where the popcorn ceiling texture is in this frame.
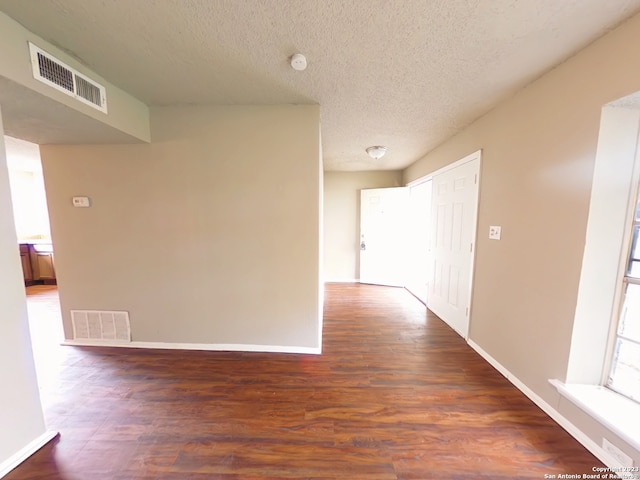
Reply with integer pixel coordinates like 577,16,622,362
1,0,639,170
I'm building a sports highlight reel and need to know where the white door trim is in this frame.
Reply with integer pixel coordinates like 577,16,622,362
407,149,482,187
465,152,481,340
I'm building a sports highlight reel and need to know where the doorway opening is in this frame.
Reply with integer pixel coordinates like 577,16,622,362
358,151,481,339
4,135,63,353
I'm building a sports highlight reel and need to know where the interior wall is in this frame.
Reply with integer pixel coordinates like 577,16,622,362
0,107,47,469
323,170,402,281
41,105,322,351
403,11,640,462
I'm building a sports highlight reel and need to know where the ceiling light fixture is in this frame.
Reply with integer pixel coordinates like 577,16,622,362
366,146,387,160
290,53,307,71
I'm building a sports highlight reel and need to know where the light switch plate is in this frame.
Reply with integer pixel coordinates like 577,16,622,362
489,225,501,240
72,196,91,208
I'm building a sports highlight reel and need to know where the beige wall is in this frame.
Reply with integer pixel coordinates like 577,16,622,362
404,12,640,463
0,108,47,468
323,170,402,281
41,105,322,351
0,12,149,142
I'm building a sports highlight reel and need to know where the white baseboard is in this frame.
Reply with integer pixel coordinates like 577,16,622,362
61,339,321,355
324,278,359,283
0,430,58,479
467,339,618,469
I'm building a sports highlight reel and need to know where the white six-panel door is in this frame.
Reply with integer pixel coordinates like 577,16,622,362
359,187,409,287
427,155,480,337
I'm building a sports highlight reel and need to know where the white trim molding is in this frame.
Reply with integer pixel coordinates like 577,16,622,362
61,340,321,355
407,148,482,186
467,340,624,469
0,430,58,479
550,379,640,453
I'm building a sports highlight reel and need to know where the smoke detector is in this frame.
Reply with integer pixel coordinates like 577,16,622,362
366,146,387,159
290,53,307,71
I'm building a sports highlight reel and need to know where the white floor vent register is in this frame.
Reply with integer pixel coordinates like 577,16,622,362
71,310,131,343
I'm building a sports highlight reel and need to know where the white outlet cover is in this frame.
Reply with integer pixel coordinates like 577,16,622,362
489,225,501,240
602,438,634,467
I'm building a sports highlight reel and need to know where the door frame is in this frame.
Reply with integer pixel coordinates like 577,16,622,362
409,150,481,339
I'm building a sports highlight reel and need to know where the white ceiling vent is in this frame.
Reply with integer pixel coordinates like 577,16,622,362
28,42,108,113
71,310,131,343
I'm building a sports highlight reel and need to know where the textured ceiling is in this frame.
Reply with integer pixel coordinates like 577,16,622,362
1,0,639,171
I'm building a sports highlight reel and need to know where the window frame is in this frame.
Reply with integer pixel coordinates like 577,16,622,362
602,152,640,403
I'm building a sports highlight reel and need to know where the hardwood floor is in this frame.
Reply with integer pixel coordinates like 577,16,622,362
7,283,604,479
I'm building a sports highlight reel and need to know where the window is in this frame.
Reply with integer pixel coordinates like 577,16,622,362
4,136,51,241
608,190,640,402
552,104,640,453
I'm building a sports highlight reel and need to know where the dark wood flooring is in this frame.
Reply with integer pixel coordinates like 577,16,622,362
6,283,604,479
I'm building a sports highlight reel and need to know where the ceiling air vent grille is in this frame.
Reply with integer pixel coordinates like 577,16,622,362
28,42,108,113
36,51,74,93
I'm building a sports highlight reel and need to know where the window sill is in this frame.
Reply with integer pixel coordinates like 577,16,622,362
550,379,640,452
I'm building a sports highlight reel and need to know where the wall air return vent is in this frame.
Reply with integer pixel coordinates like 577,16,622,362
71,310,131,343
28,42,108,113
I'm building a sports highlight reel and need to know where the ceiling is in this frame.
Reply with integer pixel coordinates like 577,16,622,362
1,0,639,171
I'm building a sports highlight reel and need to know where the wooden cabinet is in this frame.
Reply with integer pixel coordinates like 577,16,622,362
19,244,34,286
19,243,56,285
30,244,56,283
